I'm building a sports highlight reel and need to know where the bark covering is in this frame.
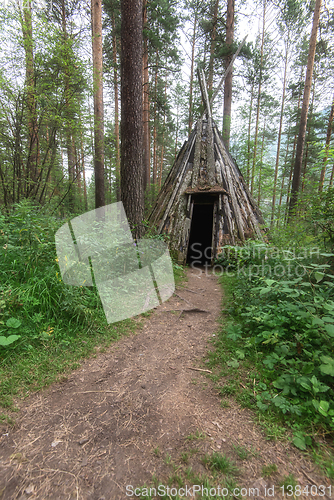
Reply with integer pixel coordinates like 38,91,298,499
121,0,144,238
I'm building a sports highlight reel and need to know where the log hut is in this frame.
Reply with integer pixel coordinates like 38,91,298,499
148,56,264,265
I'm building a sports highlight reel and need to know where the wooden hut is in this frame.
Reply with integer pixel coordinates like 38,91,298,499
148,65,264,265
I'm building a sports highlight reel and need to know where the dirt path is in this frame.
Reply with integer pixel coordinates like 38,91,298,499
0,268,330,500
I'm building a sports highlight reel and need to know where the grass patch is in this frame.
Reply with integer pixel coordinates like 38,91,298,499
232,444,252,460
261,463,278,477
203,452,239,476
0,315,134,409
185,429,206,441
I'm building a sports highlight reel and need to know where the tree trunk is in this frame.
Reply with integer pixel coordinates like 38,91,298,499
246,81,254,187
251,0,266,196
188,12,197,136
80,128,88,211
222,0,234,150
152,49,159,185
285,67,304,221
21,0,39,197
92,0,105,209
159,71,168,188
112,13,121,201
207,0,219,94
302,80,315,192
257,120,266,207
270,42,288,227
142,0,150,189
319,93,334,191
121,0,144,238
60,0,76,210
277,127,291,225
288,0,322,219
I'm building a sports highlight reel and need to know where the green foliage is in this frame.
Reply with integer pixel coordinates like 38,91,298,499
311,187,334,249
0,203,136,406
215,240,334,445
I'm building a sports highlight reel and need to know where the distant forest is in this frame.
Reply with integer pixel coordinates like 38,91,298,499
0,0,333,229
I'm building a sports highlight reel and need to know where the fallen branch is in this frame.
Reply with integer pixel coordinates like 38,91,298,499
161,308,209,314
187,367,212,374
174,292,194,306
301,469,318,486
74,391,117,395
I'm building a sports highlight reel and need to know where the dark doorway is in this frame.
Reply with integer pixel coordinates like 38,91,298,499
187,203,214,265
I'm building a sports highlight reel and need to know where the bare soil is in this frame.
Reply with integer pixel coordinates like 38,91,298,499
0,268,331,500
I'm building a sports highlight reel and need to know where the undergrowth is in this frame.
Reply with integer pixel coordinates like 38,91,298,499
210,240,334,460
0,201,182,411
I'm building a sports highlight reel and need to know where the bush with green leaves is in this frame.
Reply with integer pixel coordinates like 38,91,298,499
0,201,102,352
218,240,334,448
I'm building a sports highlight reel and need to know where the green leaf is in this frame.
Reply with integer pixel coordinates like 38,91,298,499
318,400,330,416
264,279,276,287
6,318,21,329
312,316,324,326
314,272,325,283
227,359,239,368
259,287,273,295
323,316,334,323
292,432,307,450
323,303,334,311
324,325,334,337
0,335,21,346
319,356,334,376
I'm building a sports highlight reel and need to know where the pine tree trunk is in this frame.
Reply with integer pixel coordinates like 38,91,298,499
143,0,150,189
271,43,288,227
251,0,266,196
208,0,219,93
80,129,88,211
188,13,197,137
60,0,76,210
121,0,144,238
246,81,254,187
319,93,334,191
152,49,159,186
159,72,168,187
277,127,291,225
257,120,266,207
91,0,105,209
302,81,315,192
112,14,121,201
288,0,322,219
21,0,39,197
222,0,234,150
285,67,304,220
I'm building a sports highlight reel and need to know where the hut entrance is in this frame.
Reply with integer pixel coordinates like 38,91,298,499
187,202,214,265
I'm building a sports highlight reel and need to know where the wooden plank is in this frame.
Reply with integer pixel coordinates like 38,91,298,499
214,136,245,242
158,131,197,232
207,115,216,186
197,69,212,119
191,119,202,188
222,194,235,245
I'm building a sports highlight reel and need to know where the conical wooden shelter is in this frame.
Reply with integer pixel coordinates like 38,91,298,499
149,61,264,265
